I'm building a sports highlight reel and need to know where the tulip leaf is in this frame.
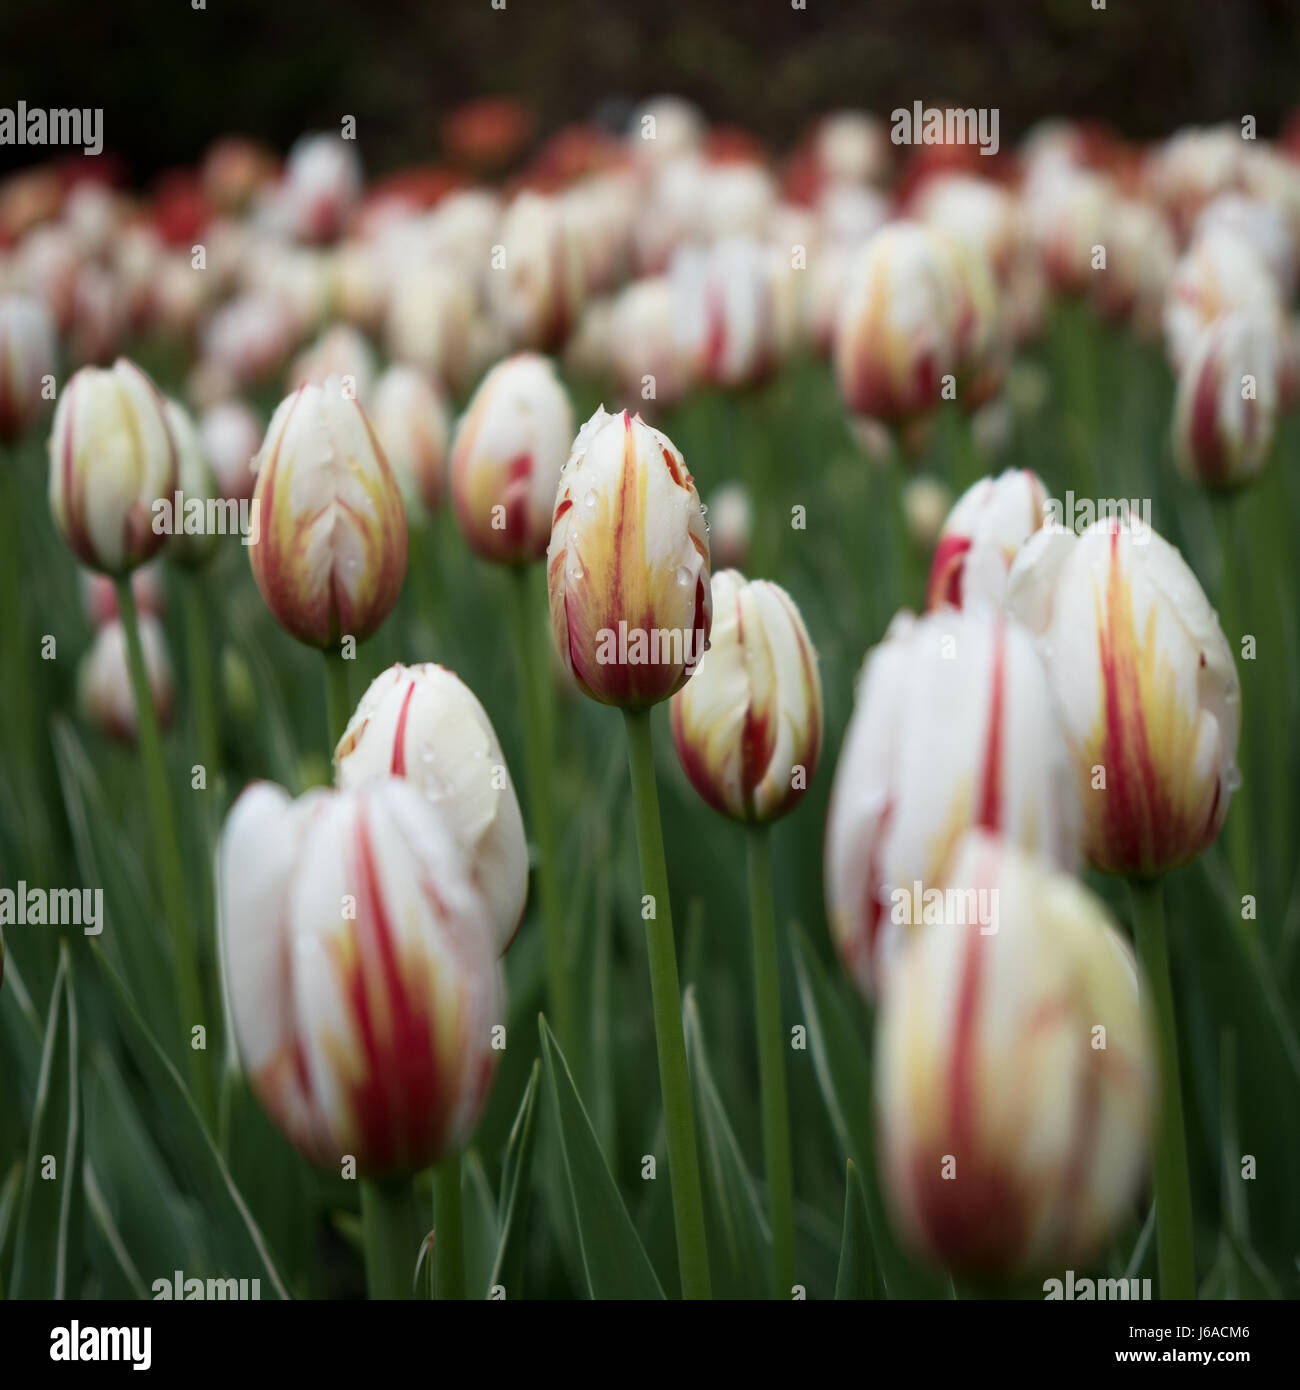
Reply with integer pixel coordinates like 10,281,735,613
790,923,944,1298
489,1058,541,1297
93,947,290,1298
681,987,772,1299
10,944,83,1298
834,1160,876,1299
462,1149,498,1300
84,1161,149,1300
538,1015,664,1299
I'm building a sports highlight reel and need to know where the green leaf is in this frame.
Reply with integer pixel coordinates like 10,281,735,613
489,1058,541,1296
462,1149,498,1300
10,944,83,1298
790,924,944,1298
834,1160,875,1299
538,1015,664,1299
92,947,290,1298
682,988,771,1299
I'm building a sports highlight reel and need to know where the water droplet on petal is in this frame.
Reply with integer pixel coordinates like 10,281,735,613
583,489,597,509
675,565,691,587
570,564,584,582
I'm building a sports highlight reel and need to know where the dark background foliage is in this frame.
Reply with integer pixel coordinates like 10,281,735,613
1,0,1298,180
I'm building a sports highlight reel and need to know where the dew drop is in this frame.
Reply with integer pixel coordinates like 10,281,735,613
583,489,597,509
570,564,584,582
675,565,691,587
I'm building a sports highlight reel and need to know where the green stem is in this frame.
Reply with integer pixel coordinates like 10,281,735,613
506,567,576,1061
322,646,351,753
1129,877,1196,1299
1213,500,1252,896
361,1177,420,1300
115,576,214,1122
623,707,711,1300
747,824,794,1299
434,1152,466,1300
181,570,221,788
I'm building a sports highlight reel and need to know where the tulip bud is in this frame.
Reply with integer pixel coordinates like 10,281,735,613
1172,311,1278,490
81,563,166,628
670,572,822,823
164,398,222,567
547,407,712,708
1163,227,1283,372
78,615,174,743
671,238,778,390
1006,518,1240,878
198,400,262,502
901,476,952,554
824,606,1080,997
874,829,1154,1279
0,294,56,442
49,358,178,575
384,263,476,395
814,111,890,186
833,222,961,426
926,469,1050,612
707,481,752,572
450,353,573,565
369,365,449,516
1024,165,1115,297
488,192,585,352
287,323,377,405
334,663,528,954
218,777,503,1176
282,133,362,244
608,277,695,409
248,376,407,647
628,96,705,169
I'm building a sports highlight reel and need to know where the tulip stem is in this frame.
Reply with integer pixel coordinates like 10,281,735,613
1129,877,1196,1299
114,576,214,1123
361,1177,421,1300
623,707,712,1300
506,567,576,1064
434,1152,466,1300
322,647,351,751
747,824,795,1299
181,570,221,791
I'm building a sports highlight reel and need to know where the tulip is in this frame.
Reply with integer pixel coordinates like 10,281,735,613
671,571,822,825
78,614,174,744
218,776,503,1296
281,132,362,244
824,605,1080,998
1171,311,1279,489
1005,517,1239,878
701,162,777,242
671,571,822,1294
288,323,377,405
608,277,696,410
1149,125,1246,241
1163,227,1283,372
369,365,449,516
0,293,56,443
915,175,1020,287
671,238,777,390
488,192,585,352
901,476,952,554
813,111,890,186
548,403,713,1296
334,663,527,955
874,830,1154,1279
248,375,407,649
48,358,177,576
201,293,294,388
628,96,705,169
450,353,573,565
1090,199,1176,338
707,481,752,571
926,469,1051,611
384,263,476,395
548,406,712,708
199,399,262,502
82,563,165,627
1007,514,1233,1299
1024,165,1115,297
833,221,961,428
